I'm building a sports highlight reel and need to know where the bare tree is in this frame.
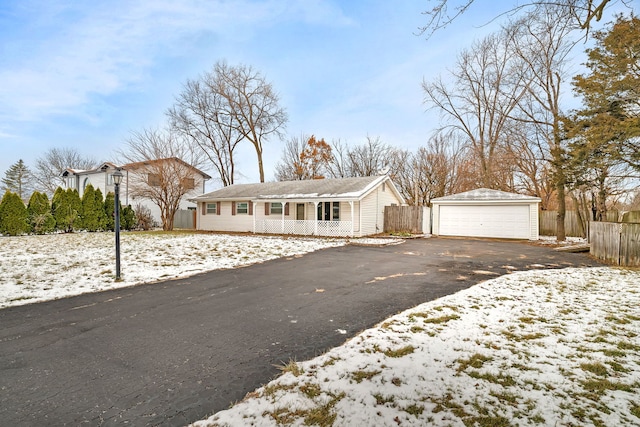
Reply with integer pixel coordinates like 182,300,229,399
510,5,580,240
274,133,310,181
118,128,207,231
214,61,287,182
419,0,618,39
423,27,527,189
34,148,96,196
346,136,396,177
326,139,351,179
168,77,242,187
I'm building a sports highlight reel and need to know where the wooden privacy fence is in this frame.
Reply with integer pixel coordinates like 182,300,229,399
384,206,429,234
174,209,196,229
540,210,623,238
590,221,640,267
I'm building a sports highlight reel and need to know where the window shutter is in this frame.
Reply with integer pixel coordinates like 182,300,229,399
232,202,236,216
265,202,270,216
249,201,253,216
202,202,206,215
217,201,221,215
284,203,289,216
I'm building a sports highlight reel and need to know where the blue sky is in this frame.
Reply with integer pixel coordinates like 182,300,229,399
0,1,629,186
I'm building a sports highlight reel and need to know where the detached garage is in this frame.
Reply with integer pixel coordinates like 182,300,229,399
431,188,541,240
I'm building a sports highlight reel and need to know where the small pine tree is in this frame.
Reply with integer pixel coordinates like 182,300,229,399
0,191,29,236
1,159,34,200
27,191,55,234
121,205,137,231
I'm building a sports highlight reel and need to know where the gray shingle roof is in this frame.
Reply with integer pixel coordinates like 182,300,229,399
431,188,541,202
191,176,388,201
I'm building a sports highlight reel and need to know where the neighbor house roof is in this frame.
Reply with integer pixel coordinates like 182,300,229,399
431,188,541,202
191,175,404,202
61,158,211,180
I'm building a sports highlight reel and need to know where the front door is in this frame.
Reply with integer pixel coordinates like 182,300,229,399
296,203,305,220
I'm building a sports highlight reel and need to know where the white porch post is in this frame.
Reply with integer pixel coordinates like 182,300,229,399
281,202,285,233
252,201,256,233
314,201,319,235
349,201,354,237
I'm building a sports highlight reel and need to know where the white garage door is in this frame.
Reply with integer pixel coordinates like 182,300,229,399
439,204,531,239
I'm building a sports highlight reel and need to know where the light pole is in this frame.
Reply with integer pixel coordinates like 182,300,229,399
112,169,123,281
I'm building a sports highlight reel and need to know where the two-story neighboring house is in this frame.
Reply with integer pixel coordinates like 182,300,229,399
62,158,211,226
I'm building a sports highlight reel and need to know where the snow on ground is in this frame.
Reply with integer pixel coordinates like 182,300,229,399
537,235,587,246
0,232,346,309
192,267,640,427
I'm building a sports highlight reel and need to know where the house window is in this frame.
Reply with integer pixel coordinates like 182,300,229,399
148,173,161,187
206,203,217,214
270,202,283,215
181,177,195,190
332,202,340,221
236,202,248,214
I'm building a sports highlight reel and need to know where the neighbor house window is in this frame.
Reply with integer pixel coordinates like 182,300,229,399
148,173,161,187
206,203,217,214
236,202,248,214
181,177,195,190
270,202,283,215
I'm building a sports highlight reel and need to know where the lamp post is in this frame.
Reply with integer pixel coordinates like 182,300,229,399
112,169,123,281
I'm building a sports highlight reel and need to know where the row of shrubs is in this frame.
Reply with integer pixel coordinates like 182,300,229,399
0,184,147,236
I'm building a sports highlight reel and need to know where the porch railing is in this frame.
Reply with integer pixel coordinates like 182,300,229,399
256,219,354,237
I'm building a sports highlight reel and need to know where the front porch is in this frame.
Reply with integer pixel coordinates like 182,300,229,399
255,219,355,237
253,200,357,237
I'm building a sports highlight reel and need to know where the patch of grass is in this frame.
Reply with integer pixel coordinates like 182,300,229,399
351,370,381,384
263,383,296,399
617,340,640,352
373,393,395,405
580,362,609,377
605,315,631,325
502,330,546,341
410,325,424,333
489,390,521,406
630,402,640,418
602,348,626,358
606,360,629,373
303,391,345,427
456,353,493,372
276,359,304,377
263,407,308,425
384,345,415,358
581,378,636,394
391,377,402,386
467,371,517,387
299,383,322,399
423,314,460,324
403,404,424,417
321,356,340,367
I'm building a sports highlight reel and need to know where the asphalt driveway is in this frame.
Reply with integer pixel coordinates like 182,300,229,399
0,237,601,426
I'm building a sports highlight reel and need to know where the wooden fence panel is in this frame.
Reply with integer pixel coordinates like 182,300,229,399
174,209,196,229
589,222,620,264
622,211,640,223
384,206,423,234
620,223,640,267
539,211,587,237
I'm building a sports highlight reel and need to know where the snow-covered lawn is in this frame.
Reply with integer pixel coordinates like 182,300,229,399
192,267,640,427
0,232,348,309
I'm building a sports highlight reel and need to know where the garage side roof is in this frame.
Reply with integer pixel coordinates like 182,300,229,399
431,188,541,202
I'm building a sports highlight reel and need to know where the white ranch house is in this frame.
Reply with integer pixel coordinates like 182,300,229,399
62,158,211,225
190,175,405,237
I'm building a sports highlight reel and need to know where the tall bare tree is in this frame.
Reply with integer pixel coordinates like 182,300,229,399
118,128,207,231
510,5,580,240
168,77,241,187
423,27,527,189
215,61,287,182
34,147,96,196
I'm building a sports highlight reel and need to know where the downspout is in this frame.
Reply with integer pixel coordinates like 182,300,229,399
349,201,354,237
